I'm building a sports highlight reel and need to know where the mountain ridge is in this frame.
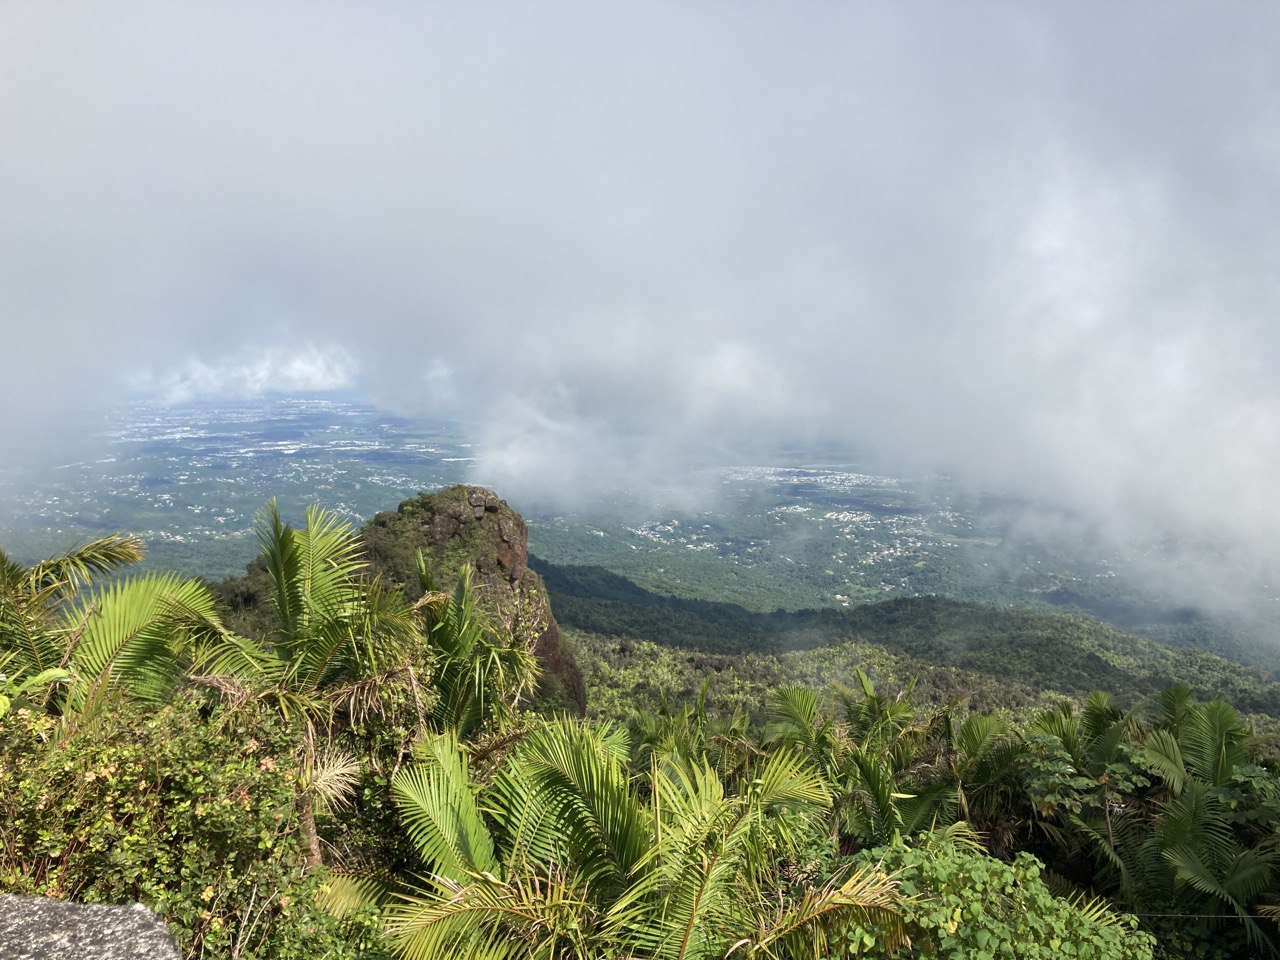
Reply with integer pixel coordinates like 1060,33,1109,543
532,556,1280,720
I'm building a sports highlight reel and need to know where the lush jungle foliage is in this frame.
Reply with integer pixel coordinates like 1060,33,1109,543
1,508,1276,958
0,695,383,958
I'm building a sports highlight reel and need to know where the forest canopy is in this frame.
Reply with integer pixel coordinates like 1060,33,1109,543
2,496,1277,959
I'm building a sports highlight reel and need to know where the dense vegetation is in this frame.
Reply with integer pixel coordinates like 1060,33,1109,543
537,558,1280,724
2,502,1278,958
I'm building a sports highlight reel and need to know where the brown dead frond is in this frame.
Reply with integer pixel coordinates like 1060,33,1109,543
189,672,259,709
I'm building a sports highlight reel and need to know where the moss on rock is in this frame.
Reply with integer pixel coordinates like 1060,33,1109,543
362,486,585,713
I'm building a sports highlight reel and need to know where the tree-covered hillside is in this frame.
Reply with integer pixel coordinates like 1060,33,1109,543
535,558,1280,722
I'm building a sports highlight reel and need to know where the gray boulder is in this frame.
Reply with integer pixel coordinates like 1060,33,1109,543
0,896,179,960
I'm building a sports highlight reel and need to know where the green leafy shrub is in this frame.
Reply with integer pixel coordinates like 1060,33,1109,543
843,832,1156,959
0,695,388,959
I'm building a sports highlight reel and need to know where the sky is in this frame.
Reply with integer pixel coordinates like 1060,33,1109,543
2,3,1278,608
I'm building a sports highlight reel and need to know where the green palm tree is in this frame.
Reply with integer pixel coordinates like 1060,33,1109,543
386,719,904,959
413,554,540,740
766,676,955,849
1140,697,1278,954
926,712,1027,852
636,680,756,781
1034,689,1279,956
0,534,226,717
1,534,143,679
196,500,420,866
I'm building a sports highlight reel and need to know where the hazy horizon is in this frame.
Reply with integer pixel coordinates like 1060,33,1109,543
3,3,1278,623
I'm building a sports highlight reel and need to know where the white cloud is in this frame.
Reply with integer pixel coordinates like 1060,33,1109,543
0,2,1277,613
138,343,357,403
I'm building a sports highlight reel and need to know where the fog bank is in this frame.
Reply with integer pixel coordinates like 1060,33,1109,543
2,2,1277,614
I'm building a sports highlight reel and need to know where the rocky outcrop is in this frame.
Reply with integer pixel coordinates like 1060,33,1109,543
362,485,585,713
0,896,180,960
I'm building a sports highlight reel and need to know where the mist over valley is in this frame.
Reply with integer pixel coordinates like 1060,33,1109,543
5,394,1275,677
4,5,1280,955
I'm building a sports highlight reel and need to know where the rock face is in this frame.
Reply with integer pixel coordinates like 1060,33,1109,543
362,485,585,713
0,896,180,960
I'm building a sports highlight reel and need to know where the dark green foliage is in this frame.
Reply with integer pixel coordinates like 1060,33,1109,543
539,559,1280,720
384,720,908,959
534,558,767,650
571,630,792,723
0,696,387,959
207,554,282,640
1137,620,1280,678
3,494,1278,960
845,832,1157,959
1026,693,1280,958
578,630,1280,958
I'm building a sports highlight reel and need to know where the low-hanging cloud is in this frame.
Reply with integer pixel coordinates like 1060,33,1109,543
1,2,1277,614
135,342,357,403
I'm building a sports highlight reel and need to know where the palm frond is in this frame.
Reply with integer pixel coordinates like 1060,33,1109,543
415,548,438,597
387,867,594,960
764,685,822,750
731,864,904,960
26,533,145,597
492,719,651,899
393,731,499,883
1181,699,1248,787
1163,843,1278,955
0,581,66,676
297,503,368,612
955,713,1007,765
318,870,390,918
256,499,307,641
1143,729,1187,794
425,566,538,737
841,749,903,846
1155,683,1195,734
633,849,745,960
896,780,958,835
63,572,226,712
1065,890,1126,928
